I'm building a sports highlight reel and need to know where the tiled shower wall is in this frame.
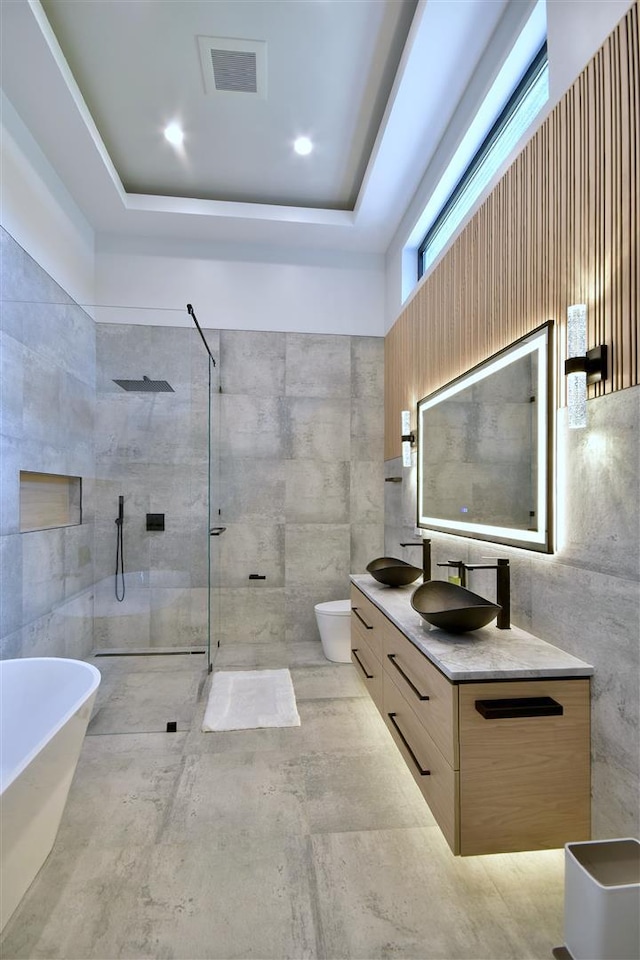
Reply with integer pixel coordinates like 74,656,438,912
93,323,384,657
0,228,96,660
0,230,384,661
214,329,384,663
385,385,640,840
93,322,212,650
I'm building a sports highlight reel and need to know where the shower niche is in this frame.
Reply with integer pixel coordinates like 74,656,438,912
19,471,82,532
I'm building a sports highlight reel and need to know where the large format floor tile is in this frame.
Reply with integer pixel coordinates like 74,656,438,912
117,835,318,960
88,663,202,734
88,651,208,734
54,748,184,852
290,662,367,701
292,696,395,757
81,728,189,759
213,640,291,670
158,751,309,844
0,650,568,960
0,844,150,959
182,689,390,759
292,749,433,835
309,828,564,960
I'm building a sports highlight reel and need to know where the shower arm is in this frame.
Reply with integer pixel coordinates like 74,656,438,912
186,304,216,366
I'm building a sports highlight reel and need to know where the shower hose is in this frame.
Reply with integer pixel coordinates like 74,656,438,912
115,512,125,602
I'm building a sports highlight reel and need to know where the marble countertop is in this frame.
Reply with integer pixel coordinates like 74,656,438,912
350,574,594,682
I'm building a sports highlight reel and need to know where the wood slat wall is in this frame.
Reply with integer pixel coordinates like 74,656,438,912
385,2,639,460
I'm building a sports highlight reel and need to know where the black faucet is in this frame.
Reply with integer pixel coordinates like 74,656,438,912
462,558,510,629
400,540,431,581
436,560,465,581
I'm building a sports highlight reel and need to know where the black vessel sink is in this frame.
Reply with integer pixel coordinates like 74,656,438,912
411,581,501,632
366,557,422,587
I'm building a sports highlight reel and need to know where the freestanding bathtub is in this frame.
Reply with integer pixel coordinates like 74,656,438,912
0,657,101,932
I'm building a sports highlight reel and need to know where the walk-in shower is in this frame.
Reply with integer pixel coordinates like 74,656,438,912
91,305,219,671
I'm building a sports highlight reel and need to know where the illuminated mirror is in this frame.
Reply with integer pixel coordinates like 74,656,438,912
417,323,552,552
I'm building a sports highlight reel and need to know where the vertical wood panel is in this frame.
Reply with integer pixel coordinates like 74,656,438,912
385,2,639,459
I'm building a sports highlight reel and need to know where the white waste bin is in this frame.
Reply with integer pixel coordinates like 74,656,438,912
563,838,640,960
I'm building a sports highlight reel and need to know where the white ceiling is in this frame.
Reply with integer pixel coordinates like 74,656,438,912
1,0,512,254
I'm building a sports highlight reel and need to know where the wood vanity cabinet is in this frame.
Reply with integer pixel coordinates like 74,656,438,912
350,584,591,857
350,585,385,712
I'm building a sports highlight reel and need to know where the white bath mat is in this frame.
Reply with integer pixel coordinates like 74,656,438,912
202,668,301,732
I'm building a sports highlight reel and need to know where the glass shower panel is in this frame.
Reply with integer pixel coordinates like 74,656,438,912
188,319,216,662
91,320,205,656
207,349,221,672
185,306,221,672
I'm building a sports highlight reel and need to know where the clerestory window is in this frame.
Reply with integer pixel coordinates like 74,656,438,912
418,42,549,280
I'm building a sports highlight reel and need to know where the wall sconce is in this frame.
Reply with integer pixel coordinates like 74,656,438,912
401,410,415,467
564,304,608,429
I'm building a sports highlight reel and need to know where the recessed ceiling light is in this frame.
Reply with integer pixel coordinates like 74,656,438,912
293,136,313,156
164,122,184,147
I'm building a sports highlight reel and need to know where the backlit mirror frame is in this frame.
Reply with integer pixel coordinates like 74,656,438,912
417,322,553,552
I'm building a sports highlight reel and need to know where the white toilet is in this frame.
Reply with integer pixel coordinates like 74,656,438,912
314,599,352,663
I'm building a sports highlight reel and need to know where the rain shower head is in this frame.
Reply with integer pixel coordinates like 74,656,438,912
113,376,174,393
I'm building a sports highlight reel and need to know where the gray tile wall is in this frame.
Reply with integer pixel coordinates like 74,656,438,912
93,323,214,650
93,325,384,656
385,385,640,840
214,330,384,663
1,259,384,662
0,227,96,659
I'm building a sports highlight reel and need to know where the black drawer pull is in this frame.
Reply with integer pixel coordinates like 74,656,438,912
352,649,374,679
352,607,374,630
387,713,430,776
475,696,563,719
387,654,430,701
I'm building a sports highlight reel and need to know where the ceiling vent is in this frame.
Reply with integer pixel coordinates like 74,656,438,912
198,36,267,98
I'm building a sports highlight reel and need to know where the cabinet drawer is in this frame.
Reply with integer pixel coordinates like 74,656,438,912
351,642,383,714
350,585,386,660
352,613,379,668
458,679,591,855
383,621,458,767
383,673,459,854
